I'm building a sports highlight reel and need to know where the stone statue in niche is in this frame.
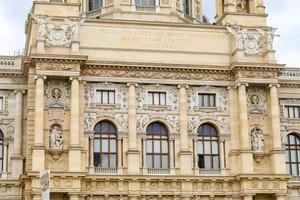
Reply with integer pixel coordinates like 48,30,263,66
236,0,248,13
251,127,264,152
49,125,64,150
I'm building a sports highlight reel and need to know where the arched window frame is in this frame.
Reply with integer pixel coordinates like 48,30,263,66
195,123,220,170
93,121,118,168
285,133,300,176
145,122,170,169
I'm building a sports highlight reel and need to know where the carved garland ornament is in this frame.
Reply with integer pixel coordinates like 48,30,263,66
247,87,266,114
32,15,83,47
136,114,179,133
84,112,128,133
45,81,70,108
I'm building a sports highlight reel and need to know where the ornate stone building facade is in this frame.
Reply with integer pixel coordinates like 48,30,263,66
1,0,300,199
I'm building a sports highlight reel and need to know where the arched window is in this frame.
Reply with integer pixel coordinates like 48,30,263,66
146,122,169,169
0,131,3,174
93,121,117,168
285,133,300,176
196,123,219,169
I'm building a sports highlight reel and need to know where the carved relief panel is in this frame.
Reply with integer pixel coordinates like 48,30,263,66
45,80,70,108
136,84,178,111
84,82,128,110
187,86,229,112
247,87,267,114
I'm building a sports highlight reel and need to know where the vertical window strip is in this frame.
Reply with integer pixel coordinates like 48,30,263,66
96,90,115,104
198,94,216,107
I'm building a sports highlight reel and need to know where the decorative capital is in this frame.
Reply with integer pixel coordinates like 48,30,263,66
268,83,280,88
34,75,47,81
13,89,26,95
70,76,82,82
127,83,138,87
178,84,189,89
235,82,249,88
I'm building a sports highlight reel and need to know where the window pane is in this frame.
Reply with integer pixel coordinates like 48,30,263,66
212,141,218,154
153,93,159,105
102,122,109,133
285,151,290,162
198,155,204,168
160,93,166,105
284,107,288,118
289,107,294,118
292,164,298,176
102,91,108,104
154,155,160,168
148,93,153,104
154,140,160,153
94,153,100,167
286,164,291,175
291,150,297,162
102,140,109,153
94,140,100,152
0,160,2,173
204,156,211,169
161,140,168,153
203,95,209,107
109,91,115,104
96,91,102,103
295,107,300,118
0,98,3,110
162,155,168,169
290,135,296,144
110,140,116,153
146,155,153,168
146,140,152,153
199,95,203,107
210,95,215,107
101,155,108,167
110,154,117,168
204,141,211,154
197,142,203,154
213,156,219,169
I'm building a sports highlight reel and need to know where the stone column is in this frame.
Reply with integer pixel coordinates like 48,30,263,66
269,84,286,174
89,134,94,173
142,136,147,169
1,142,8,178
11,90,25,178
178,85,193,175
224,0,236,12
193,138,198,169
32,76,46,171
220,140,225,169
275,195,286,200
169,136,175,174
68,77,82,172
117,136,123,174
237,83,253,174
243,195,253,200
69,194,80,200
256,0,265,14
127,83,140,174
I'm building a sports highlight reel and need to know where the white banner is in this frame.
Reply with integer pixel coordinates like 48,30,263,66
40,169,50,200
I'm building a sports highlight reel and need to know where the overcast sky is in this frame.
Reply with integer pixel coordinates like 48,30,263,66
0,0,299,67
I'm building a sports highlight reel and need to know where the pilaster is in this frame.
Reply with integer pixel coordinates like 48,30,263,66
269,84,286,174
127,83,140,175
32,75,46,171
11,89,26,179
178,85,193,175
68,77,82,172
237,83,253,174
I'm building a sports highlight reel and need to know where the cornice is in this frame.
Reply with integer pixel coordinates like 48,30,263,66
30,54,88,65
230,62,285,71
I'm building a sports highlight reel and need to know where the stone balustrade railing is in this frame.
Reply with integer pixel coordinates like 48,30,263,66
90,167,118,175
147,168,170,175
0,56,16,67
280,68,300,80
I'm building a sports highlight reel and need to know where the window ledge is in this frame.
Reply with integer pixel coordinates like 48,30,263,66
0,110,8,116
193,106,218,112
194,168,226,176
90,103,120,109
289,176,300,183
144,104,171,111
